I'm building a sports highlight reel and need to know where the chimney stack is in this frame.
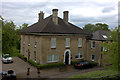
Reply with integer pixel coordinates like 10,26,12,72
38,11,44,22
52,9,58,24
63,11,69,23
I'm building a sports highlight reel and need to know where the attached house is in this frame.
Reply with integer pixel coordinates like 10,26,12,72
19,9,91,65
86,30,110,65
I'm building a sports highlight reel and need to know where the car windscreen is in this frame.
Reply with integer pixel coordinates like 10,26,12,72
3,55,10,58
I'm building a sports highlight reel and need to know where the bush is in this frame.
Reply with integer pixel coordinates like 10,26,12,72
37,62,65,69
17,53,27,61
28,59,38,67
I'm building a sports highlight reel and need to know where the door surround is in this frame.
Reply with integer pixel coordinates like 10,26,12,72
64,49,71,64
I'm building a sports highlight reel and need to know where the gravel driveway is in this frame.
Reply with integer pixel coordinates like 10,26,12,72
2,57,105,78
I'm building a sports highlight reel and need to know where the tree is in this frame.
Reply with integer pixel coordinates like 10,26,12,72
102,27,119,71
83,24,95,33
83,23,110,33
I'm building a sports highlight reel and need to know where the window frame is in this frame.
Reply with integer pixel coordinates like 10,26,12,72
91,41,95,48
34,37,37,48
28,36,30,46
78,38,82,47
91,54,95,61
47,54,59,63
23,35,25,45
51,38,56,48
75,52,84,59
34,51,36,62
66,38,70,48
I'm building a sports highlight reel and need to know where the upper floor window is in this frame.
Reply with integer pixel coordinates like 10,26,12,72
47,54,59,62
91,41,95,48
23,35,25,44
66,38,70,48
28,36,30,46
91,54,95,61
34,37,37,48
78,38,82,47
75,52,84,59
51,38,56,48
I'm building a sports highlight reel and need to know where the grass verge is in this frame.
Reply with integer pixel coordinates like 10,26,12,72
69,70,118,78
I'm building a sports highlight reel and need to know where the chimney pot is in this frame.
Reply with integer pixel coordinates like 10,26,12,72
63,11,69,23
38,11,44,22
52,9,58,24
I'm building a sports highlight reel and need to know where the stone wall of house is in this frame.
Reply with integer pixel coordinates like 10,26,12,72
21,34,87,64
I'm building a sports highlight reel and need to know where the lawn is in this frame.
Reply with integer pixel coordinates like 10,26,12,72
69,70,118,78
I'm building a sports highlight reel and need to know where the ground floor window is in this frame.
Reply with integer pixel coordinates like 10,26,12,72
34,51,36,62
47,54,59,62
75,52,83,59
91,54,95,61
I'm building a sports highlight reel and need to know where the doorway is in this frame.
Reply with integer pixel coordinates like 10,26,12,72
64,49,71,64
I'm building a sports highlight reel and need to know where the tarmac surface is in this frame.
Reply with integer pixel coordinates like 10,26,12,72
2,57,105,78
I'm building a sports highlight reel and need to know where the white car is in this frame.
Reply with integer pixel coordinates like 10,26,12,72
2,54,13,63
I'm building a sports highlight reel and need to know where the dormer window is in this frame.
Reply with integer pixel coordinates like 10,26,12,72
102,35,107,39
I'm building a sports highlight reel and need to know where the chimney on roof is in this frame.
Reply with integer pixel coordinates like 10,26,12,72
38,11,44,22
52,9,58,24
63,11,69,24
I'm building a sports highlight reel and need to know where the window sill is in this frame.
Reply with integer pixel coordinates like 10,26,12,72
91,59,95,61
47,61,58,63
28,44,30,46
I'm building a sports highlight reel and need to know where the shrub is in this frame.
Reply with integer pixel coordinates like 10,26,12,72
28,59,38,67
37,62,65,69
17,53,27,61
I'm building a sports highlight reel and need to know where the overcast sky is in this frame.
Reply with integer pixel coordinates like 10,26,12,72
1,0,119,29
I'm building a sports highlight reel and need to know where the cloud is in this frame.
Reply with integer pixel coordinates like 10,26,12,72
1,0,118,29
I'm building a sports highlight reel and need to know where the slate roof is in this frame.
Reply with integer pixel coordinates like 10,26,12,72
91,30,110,41
19,15,91,35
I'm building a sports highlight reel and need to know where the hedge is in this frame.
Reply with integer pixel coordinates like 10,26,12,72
17,54,27,61
27,59,65,69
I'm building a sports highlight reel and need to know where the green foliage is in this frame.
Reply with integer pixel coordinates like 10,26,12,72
17,53,27,61
1,16,28,56
38,62,64,69
69,70,118,78
27,59,64,69
83,23,110,33
102,27,119,71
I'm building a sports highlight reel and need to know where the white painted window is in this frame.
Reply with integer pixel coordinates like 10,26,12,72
91,41,95,48
23,35,25,44
22,47,25,56
91,54,95,61
51,38,56,48
47,54,59,62
66,38,70,48
34,37,37,48
28,36,30,46
75,52,83,59
34,51,36,62
78,38,82,47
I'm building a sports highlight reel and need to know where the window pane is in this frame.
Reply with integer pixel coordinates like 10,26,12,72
51,38,56,48
80,54,83,58
28,36,30,45
75,53,79,59
78,38,82,47
47,55,52,62
54,54,58,61
66,38,70,47
92,55,95,60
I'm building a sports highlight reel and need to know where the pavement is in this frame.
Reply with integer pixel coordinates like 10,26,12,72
2,57,105,78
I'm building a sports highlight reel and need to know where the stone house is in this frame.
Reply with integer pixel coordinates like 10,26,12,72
19,9,109,65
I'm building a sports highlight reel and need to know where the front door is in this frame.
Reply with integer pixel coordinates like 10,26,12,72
65,51,69,65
